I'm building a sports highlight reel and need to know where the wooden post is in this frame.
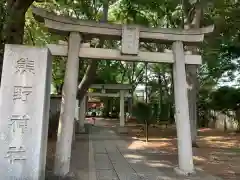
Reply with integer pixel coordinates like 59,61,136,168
172,41,194,174
54,32,81,176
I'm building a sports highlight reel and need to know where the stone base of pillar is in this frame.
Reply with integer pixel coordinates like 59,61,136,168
74,120,86,134
174,167,195,176
76,127,86,134
117,126,128,134
46,171,76,180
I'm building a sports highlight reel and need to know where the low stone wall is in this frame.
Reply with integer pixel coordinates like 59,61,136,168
209,111,239,131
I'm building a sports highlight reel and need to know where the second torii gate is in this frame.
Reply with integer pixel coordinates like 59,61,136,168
77,84,132,132
32,6,214,176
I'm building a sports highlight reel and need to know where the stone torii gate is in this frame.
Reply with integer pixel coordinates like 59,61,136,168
76,84,132,133
89,84,131,127
32,6,213,176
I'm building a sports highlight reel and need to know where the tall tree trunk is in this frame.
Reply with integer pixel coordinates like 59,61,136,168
4,0,34,44
77,0,109,102
0,0,34,83
185,1,202,148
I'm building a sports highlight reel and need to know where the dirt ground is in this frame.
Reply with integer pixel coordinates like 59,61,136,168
124,124,240,180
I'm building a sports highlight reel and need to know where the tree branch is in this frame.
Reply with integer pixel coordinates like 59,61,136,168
76,0,109,101
26,26,35,45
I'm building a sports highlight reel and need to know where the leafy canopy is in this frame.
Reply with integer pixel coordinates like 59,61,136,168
210,86,240,112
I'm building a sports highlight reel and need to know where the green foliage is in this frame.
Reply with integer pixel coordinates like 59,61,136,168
0,0,240,130
201,0,240,85
210,86,240,112
132,101,155,142
132,101,153,125
24,7,66,94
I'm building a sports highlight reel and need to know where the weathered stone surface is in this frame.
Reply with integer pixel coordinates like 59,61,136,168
0,45,52,180
119,90,125,127
172,41,194,173
121,25,139,55
32,6,214,44
74,100,79,120
77,96,86,133
117,127,128,134
54,32,81,176
105,141,140,180
45,171,77,180
92,140,106,154
96,170,118,180
95,154,112,170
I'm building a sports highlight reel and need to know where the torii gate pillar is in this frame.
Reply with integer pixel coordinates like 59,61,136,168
119,90,125,127
78,95,86,132
54,32,82,176
173,41,194,174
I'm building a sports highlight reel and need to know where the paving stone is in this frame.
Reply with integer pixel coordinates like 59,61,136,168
95,154,113,170
105,141,141,180
96,169,118,180
93,140,107,154
88,126,222,180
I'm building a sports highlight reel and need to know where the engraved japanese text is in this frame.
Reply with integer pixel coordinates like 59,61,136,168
121,26,139,55
15,58,35,74
5,146,26,164
8,115,30,134
4,115,30,164
13,86,32,102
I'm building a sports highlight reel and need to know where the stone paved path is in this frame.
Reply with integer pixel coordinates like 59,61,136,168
85,126,222,180
89,126,165,180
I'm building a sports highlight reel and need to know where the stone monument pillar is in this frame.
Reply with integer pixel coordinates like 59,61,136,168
0,45,52,180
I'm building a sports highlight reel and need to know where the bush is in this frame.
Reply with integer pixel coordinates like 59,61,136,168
132,101,154,142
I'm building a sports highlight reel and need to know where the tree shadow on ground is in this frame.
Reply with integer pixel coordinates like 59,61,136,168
121,125,240,180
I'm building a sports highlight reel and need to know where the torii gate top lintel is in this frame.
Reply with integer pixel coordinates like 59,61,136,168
32,6,214,44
